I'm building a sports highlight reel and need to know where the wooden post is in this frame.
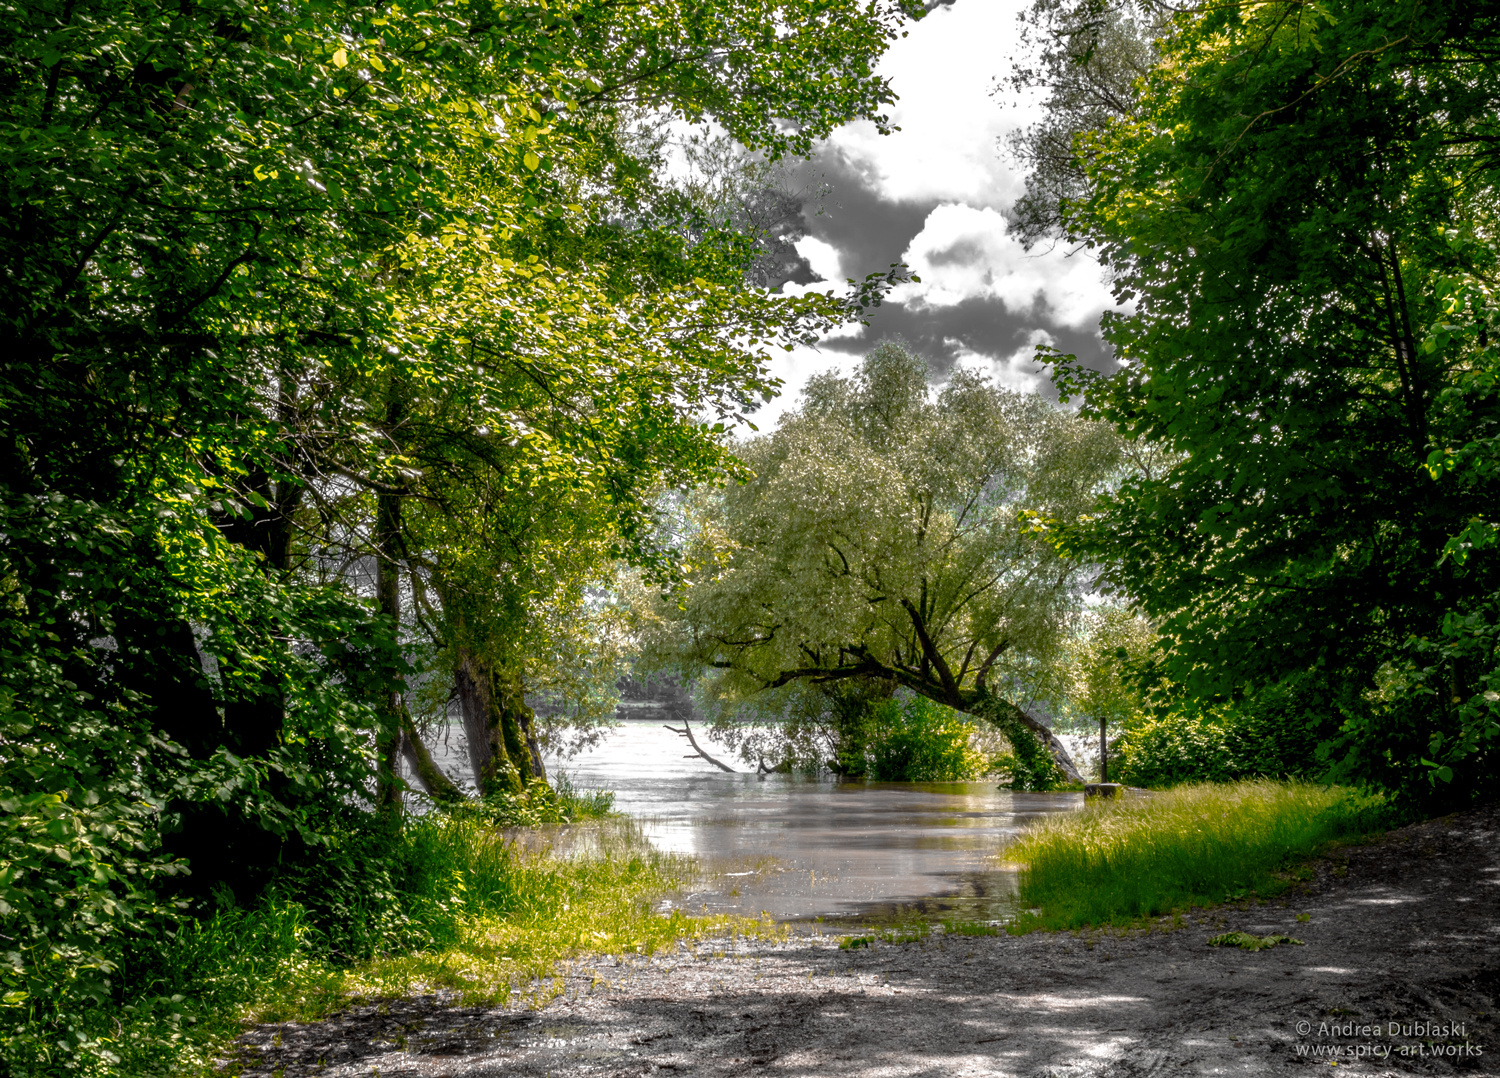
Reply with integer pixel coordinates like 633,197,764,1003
1100,715,1108,784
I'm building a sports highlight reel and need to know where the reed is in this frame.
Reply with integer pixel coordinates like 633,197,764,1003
1003,779,1383,931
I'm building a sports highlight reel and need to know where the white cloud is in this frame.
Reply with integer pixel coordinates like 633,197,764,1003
793,235,843,282
825,0,1045,209
894,203,1114,328
950,328,1056,395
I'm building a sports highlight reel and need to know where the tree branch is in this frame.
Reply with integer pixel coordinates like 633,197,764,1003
900,598,959,703
664,717,736,772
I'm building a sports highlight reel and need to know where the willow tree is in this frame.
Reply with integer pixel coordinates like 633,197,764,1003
641,342,1123,786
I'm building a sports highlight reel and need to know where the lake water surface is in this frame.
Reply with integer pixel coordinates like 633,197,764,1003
535,717,1084,929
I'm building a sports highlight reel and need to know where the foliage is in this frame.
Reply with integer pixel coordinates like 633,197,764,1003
1112,675,1349,789
0,479,394,1075
1004,780,1382,931
1005,0,1164,245
1033,0,1500,806
864,696,991,782
1048,604,1158,735
469,774,617,828
109,814,757,1075
0,0,926,1070
637,340,1123,784
689,676,884,775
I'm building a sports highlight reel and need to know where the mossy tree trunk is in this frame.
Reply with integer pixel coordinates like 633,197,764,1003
453,649,549,797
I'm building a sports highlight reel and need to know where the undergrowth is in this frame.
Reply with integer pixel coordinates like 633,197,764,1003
1001,779,1384,932
107,813,761,1077
475,771,617,826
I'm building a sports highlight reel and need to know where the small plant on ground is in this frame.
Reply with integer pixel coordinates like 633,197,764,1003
1207,931,1304,951
469,772,617,827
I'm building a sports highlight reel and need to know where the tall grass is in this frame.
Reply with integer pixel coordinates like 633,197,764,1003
1003,779,1383,930
112,812,763,1076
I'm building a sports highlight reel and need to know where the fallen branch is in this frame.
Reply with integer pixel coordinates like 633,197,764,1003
663,718,736,773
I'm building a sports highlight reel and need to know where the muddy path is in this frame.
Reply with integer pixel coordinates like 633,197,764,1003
232,804,1500,1077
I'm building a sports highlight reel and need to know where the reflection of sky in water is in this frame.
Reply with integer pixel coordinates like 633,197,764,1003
420,713,1082,928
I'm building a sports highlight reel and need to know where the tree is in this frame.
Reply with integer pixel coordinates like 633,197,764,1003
1004,0,1166,246
638,341,1123,786
1035,0,1500,802
0,0,927,1067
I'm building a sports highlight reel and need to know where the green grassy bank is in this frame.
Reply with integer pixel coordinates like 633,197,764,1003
67,803,761,1078
1003,779,1384,931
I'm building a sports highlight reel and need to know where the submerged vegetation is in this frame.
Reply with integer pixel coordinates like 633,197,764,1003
1003,781,1383,931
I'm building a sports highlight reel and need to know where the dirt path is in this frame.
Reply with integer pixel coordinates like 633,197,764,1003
233,804,1500,1077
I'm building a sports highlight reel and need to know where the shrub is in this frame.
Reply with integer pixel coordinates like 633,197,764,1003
97,805,747,1076
1113,675,1346,788
866,696,989,781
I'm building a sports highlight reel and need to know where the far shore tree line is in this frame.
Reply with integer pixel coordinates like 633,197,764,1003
3,0,1499,1073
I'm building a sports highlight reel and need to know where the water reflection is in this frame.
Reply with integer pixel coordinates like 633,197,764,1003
545,717,1082,928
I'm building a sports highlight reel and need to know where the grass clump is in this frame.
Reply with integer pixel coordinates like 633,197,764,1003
1207,931,1304,950
837,922,930,950
1002,779,1382,931
110,812,763,1076
468,772,617,826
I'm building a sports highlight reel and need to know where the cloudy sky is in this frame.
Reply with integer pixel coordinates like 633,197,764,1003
750,0,1119,428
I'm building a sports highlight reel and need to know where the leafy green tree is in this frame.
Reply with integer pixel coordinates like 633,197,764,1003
1036,0,1500,803
1005,0,1164,245
0,0,926,1069
638,341,1123,786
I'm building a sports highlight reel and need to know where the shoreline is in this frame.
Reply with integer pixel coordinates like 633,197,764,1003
232,803,1500,1077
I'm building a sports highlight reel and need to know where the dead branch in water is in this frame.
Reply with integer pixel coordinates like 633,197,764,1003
663,717,736,773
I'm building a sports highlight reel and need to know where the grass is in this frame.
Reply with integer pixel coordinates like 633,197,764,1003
114,811,768,1076
472,770,618,826
1000,779,1384,932
837,916,1001,950
333,816,771,1013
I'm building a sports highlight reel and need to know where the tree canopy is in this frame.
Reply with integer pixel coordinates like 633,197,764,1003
1027,0,1500,802
0,0,926,1068
637,341,1123,785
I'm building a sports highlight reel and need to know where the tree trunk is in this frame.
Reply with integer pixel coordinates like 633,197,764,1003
967,691,1085,786
454,648,526,797
373,428,405,815
493,668,538,786
516,700,548,783
399,710,465,802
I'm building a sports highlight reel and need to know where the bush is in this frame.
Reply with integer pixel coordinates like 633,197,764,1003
90,803,746,1076
866,696,989,781
1113,675,1346,788
1004,779,1383,930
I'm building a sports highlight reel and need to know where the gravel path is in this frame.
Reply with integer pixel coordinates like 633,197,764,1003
232,805,1500,1077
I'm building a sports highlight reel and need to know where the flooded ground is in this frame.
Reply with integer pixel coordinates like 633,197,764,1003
525,717,1083,928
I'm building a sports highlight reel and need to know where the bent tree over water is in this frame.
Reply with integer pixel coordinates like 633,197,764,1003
637,342,1123,787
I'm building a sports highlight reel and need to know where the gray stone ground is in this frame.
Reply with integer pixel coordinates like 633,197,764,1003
231,805,1500,1077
